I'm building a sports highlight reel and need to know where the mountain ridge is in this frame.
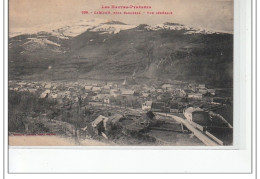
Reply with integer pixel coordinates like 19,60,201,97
9,18,232,38
8,19,233,88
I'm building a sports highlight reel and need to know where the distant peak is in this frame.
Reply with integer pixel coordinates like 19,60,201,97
136,24,149,29
163,22,184,26
102,21,127,25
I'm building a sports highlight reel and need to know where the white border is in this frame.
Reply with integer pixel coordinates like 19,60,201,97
2,0,256,176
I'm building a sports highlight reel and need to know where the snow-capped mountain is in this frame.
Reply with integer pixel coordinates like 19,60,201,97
145,23,218,34
9,18,231,39
9,18,137,38
9,18,233,87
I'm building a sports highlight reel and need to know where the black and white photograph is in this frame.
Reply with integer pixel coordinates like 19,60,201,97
8,0,234,147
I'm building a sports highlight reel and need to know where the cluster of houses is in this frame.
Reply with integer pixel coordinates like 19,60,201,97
9,80,232,144
9,80,223,114
140,83,218,113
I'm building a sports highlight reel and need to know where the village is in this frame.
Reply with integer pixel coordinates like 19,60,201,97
8,77,233,146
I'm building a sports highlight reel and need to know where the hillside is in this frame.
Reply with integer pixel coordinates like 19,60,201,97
8,20,233,87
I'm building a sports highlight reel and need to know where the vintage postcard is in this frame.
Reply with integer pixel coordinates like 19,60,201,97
8,0,234,146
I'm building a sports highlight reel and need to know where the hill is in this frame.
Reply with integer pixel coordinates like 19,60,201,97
8,20,233,87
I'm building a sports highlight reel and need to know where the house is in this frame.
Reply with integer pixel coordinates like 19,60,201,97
142,92,150,98
40,90,50,99
162,84,172,89
184,89,192,94
92,87,102,93
142,101,153,111
199,89,208,94
72,96,79,103
103,85,111,90
161,84,173,92
107,82,114,87
45,83,52,89
179,89,187,97
64,91,71,97
198,84,206,89
150,87,156,93
144,111,156,120
151,102,168,112
18,82,27,86
105,114,123,133
139,111,156,126
121,89,135,96
40,93,48,99
104,97,110,104
110,89,120,97
92,95,99,101
85,85,93,91
28,88,37,93
57,91,68,99
50,93,58,99
68,87,75,91
188,93,203,100
92,94,110,102
207,89,216,95
92,115,109,135
81,93,88,99
142,86,153,93
108,114,123,123
170,103,179,113
184,107,210,126
156,89,163,93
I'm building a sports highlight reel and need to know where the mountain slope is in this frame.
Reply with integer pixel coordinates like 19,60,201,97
8,20,233,87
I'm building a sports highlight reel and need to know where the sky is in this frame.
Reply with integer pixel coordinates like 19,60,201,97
9,0,234,33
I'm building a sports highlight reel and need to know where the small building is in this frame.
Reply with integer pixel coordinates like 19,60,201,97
184,107,210,127
104,97,110,104
199,89,208,94
50,93,58,99
40,90,50,99
92,94,110,102
156,89,163,93
103,85,111,90
207,89,216,96
85,85,93,92
151,102,168,112
161,84,172,89
57,91,67,99
45,83,52,89
142,92,150,98
92,87,102,93
198,84,206,89
92,95,99,101
110,89,120,97
28,88,37,93
18,82,27,86
179,89,187,97
40,93,48,99
142,101,153,111
105,114,123,133
139,111,156,126
92,115,109,135
64,91,71,97
170,103,179,113
188,93,203,100
107,82,114,87
184,89,192,94
121,89,135,96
